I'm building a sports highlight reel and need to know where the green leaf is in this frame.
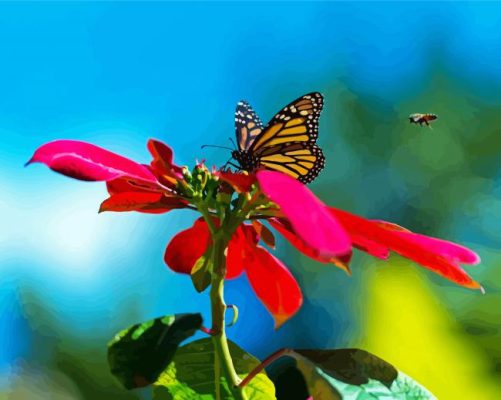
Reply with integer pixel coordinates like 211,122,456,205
191,253,212,293
153,338,276,400
108,313,203,389
269,348,435,400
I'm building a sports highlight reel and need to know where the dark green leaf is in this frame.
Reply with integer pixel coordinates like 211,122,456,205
153,338,276,400
108,313,203,389
295,348,397,388
266,357,309,400
269,348,435,400
191,253,212,293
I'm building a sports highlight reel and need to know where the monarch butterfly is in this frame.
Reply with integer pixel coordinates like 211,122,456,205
231,92,325,184
409,113,437,127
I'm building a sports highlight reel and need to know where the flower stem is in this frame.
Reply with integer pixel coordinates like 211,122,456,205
238,348,292,388
210,235,247,400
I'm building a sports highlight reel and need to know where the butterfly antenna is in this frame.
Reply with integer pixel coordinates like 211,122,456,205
228,137,237,150
201,144,234,151
221,156,232,170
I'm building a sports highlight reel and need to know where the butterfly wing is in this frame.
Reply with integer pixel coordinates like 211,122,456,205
235,101,264,151
249,92,323,153
233,92,326,183
257,142,325,184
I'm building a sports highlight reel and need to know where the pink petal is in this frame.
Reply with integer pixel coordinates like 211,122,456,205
257,170,351,258
344,231,390,260
374,221,480,264
331,208,482,290
269,218,352,273
27,140,157,183
245,246,303,329
391,231,480,265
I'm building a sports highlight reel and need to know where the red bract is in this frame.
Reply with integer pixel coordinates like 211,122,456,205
26,139,157,183
164,219,302,328
27,138,188,214
227,224,303,328
255,170,482,291
148,139,184,186
28,137,483,330
330,208,482,290
164,219,212,274
257,170,352,259
216,170,257,193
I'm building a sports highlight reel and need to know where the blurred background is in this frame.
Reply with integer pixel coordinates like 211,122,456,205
1,2,500,399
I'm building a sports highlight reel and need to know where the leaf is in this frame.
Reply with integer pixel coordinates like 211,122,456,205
108,313,203,389
153,338,276,400
191,253,212,293
269,348,435,400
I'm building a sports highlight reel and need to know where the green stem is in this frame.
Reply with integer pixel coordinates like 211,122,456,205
214,346,221,400
238,348,292,388
210,235,247,400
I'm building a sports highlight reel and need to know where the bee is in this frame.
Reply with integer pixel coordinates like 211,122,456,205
409,113,437,127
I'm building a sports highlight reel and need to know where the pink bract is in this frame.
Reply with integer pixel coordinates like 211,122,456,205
27,139,157,183
256,170,352,259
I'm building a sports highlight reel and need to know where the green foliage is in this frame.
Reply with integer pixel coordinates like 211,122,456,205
191,252,212,293
270,349,434,400
108,313,203,389
153,338,276,400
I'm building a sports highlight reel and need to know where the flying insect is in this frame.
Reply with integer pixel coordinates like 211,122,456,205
409,113,437,127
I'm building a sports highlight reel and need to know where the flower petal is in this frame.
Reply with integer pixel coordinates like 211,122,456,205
257,170,352,258
106,177,165,195
251,220,276,249
147,139,184,185
244,246,303,329
26,140,157,182
349,235,391,260
99,192,187,214
164,219,211,274
331,208,482,290
216,171,257,193
164,218,247,279
375,221,480,264
269,218,351,274
226,224,258,279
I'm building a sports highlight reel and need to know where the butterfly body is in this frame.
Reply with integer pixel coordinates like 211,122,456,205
231,149,258,172
232,92,325,183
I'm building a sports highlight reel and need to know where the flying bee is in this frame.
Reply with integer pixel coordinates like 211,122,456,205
409,113,437,127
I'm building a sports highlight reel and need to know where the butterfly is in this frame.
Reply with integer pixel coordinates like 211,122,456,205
231,92,325,184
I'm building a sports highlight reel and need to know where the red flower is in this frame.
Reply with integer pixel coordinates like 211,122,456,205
164,219,302,328
255,171,482,291
27,139,188,213
28,138,483,329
